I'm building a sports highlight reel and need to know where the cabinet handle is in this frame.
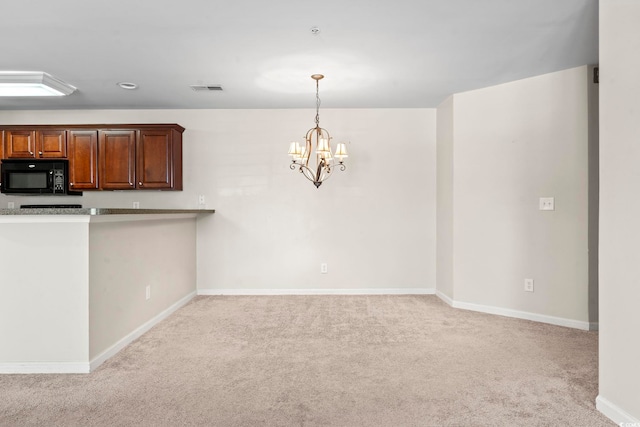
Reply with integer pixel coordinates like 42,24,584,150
29,151,34,155
70,183,74,187
139,182,143,186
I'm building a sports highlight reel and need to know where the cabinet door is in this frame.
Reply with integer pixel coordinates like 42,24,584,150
137,129,173,189
68,130,99,190
4,130,36,158
99,130,136,190
37,130,67,158
0,131,3,187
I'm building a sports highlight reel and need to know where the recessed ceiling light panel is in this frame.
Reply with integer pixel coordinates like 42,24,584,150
0,71,76,97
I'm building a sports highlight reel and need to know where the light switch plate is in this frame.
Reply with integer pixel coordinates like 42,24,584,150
539,197,555,211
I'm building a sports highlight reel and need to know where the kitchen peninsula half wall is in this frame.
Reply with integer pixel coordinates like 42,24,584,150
0,208,214,374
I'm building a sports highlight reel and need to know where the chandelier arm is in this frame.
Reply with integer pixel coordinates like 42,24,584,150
292,160,344,186
315,158,325,183
296,164,321,184
303,127,315,168
318,171,329,183
318,163,334,183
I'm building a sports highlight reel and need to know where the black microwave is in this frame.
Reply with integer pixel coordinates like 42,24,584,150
0,159,81,195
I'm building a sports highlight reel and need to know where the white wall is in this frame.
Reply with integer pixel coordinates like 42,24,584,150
0,109,437,292
436,96,454,300
0,214,199,372
587,64,600,327
436,66,592,326
598,0,640,422
89,217,197,359
0,219,89,366
196,109,437,291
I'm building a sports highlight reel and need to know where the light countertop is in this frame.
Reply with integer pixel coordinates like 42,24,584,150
0,208,215,216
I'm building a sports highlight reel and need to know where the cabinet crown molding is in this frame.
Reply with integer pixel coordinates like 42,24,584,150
0,124,185,133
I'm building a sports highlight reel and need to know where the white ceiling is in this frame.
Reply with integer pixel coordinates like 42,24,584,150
0,0,598,110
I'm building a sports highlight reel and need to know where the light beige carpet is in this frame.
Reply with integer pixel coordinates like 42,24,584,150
0,295,613,426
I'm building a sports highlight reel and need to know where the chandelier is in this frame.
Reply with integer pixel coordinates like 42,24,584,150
288,74,348,188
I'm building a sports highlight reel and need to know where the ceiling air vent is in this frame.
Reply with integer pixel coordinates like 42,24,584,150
190,84,223,91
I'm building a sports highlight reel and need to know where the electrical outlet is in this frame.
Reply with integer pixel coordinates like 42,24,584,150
320,263,328,274
133,201,140,209
7,202,15,209
145,285,151,300
524,278,534,292
198,195,206,209
539,197,555,211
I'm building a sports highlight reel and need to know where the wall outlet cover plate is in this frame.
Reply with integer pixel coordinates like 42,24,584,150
539,197,555,211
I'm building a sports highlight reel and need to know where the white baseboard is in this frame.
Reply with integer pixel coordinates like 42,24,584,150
596,395,639,424
1,288,596,375
198,288,436,296
0,291,198,374
198,288,591,330
435,291,593,331
89,291,196,372
0,362,90,374
443,298,591,331
435,290,454,306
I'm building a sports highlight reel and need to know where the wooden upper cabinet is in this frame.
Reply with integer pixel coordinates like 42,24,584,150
0,131,3,186
137,128,183,190
0,124,184,191
38,129,67,158
4,129,37,158
68,130,99,190
3,129,66,158
99,130,136,190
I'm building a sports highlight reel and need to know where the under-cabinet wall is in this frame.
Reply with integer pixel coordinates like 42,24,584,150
0,213,199,373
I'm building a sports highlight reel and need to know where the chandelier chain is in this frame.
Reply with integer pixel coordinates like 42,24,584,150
315,79,321,127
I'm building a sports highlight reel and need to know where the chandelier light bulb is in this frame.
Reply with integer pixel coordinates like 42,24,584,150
317,138,330,153
288,142,301,157
335,143,349,160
